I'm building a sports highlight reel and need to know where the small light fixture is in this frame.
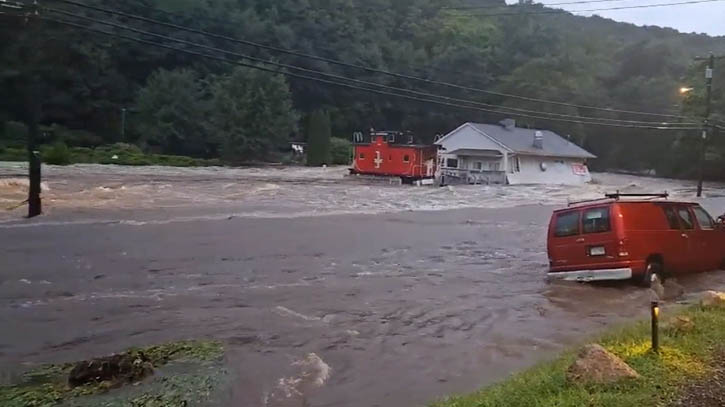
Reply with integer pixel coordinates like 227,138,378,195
651,301,660,353
680,87,694,94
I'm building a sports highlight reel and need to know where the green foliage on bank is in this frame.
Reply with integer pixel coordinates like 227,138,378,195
330,137,353,165
0,143,222,167
0,340,224,407
433,305,725,407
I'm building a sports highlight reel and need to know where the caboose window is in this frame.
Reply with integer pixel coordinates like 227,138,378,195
359,153,365,160
403,155,410,162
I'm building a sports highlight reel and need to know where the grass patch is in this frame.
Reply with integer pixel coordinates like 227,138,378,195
0,340,224,407
433,305,725,407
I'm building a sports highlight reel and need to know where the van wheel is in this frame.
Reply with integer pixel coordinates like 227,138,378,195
639,262,664,288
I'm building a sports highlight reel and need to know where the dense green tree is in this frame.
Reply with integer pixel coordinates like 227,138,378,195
209,66,298,163
135,68,212,157
306,110,332,166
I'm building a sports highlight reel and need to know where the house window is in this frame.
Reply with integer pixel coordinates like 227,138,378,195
514,157,521,172
403,155,410,162
446,158,459,168
359,153,365,160
488,162,501,171
474,162,483,170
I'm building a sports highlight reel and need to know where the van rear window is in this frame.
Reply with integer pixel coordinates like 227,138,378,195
583,207,611,234
554,211,580,237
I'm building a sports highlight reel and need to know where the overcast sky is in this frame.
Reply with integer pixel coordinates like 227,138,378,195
509,0,725,37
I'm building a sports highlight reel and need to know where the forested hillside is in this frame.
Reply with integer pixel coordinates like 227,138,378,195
1,0,724,177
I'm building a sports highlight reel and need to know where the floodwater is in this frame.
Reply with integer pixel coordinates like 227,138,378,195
1,163,725,406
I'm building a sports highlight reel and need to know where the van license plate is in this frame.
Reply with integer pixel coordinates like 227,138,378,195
589,246,606,256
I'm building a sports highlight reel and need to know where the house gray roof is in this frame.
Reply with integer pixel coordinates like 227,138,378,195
468,122,596,159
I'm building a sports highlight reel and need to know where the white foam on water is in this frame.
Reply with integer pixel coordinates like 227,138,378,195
1,164,724,227
263,353,332,406
273,306,321,322
292,353,331,387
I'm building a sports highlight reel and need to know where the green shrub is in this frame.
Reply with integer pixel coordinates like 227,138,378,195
68,147,95,163
330,137,352,165
0,147,27,161
2,121,27,147
43,142,72,165
53,125,104,147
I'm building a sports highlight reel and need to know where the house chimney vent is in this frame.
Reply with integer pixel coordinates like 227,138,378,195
533,131,544,149
499,118,516,130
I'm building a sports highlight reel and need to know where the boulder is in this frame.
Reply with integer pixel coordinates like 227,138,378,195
663,316,695,334
68,352,154,387
700,291,725,307
566,344,640,385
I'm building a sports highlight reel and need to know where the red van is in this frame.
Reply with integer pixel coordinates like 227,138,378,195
547,193,725,286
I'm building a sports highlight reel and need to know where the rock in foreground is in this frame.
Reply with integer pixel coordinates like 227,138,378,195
700,291,725,307
663,316,695,334
567,344,640,384
68,352,154,387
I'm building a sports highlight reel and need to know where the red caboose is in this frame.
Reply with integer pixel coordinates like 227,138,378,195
350,131,438,183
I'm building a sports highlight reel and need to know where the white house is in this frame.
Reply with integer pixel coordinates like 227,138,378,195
435,120,595,185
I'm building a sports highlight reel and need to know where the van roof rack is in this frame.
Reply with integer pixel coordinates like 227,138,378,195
605,192,669,200
567,192,669,207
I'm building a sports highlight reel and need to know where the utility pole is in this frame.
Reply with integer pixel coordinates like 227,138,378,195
121,107,127,140
694,53,724,197
23,1,42,217
696,53,714,197
27,86,42,218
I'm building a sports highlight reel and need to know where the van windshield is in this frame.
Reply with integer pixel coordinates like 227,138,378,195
554,211,580,237
582,207,610,234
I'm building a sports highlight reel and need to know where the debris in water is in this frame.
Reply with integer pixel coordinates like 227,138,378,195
68,352,154,387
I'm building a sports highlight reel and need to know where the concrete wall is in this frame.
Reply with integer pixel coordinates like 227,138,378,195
506,155,592,185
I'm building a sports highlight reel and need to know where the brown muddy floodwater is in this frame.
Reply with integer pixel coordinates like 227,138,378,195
1,163,725,407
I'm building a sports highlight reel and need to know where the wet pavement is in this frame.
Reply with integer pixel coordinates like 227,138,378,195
1,164,725,406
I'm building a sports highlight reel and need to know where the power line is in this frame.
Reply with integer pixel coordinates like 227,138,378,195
45,5,699,127
48,0,695,121
31,14,700,131
443,0,635,9
460,0,725,16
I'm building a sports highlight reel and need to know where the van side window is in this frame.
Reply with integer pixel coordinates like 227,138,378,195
662,207,680,229
677,208,695,230
693,207,715,230
582,207,610,234
555,212,580,237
